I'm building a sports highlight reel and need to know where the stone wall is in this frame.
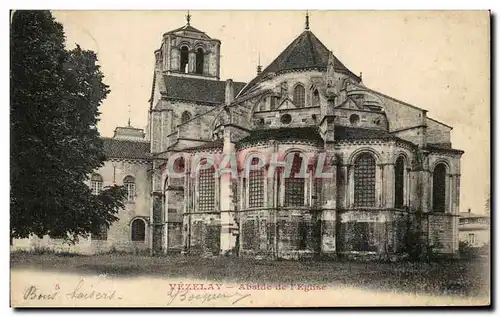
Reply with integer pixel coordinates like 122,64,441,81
426,117,451,145
423,213,457,254
186,214,221,255
334,108,388,131
239,208,321,260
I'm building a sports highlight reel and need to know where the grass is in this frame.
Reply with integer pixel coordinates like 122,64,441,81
10,252,490,298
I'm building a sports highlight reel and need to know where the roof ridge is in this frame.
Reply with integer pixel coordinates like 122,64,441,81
237,30,359,96
102,137,150,143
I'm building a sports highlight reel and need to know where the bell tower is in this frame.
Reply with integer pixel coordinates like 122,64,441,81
155,12,221,80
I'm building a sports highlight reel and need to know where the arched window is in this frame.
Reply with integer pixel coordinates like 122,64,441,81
198,163,216,212
180,46,189,73
354,153,376,207
293,84,306,108
270,96,278,111
173,156,185,174
181,111,192,123
248,157,264,208
284,153,305,207
432,163,447,213
312,89,320,106
195,48,204,75
91,174,103,195
124,175,136,201
394,156,405,208
131,218,146,242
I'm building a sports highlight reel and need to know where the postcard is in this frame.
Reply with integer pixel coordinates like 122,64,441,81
10,10,490,307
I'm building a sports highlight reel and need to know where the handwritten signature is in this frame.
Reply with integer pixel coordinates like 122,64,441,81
23,279,122,301
166,288,251,305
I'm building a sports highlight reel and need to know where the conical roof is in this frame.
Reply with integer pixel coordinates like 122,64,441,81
238,30,360,96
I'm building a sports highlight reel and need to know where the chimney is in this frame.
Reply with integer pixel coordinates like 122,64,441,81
225,79,234,105
468,208,471,214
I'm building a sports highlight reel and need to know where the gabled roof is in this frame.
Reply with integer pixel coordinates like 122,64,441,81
102,138,151,160
238,30,360,96
163,75,246,105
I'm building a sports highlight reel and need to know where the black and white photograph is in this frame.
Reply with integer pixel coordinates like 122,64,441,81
8,10,490,307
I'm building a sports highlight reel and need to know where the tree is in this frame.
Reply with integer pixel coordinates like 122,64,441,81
10,10,126,241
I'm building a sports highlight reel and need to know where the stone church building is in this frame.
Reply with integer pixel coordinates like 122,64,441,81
14,14,463,259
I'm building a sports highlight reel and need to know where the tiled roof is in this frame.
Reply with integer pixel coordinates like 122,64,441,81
184,139,224,151
238,127,323,145
163,75,246,105
334,126,393,140
238,30,360,96
425,144,464,154
459,212,490,218
237,126,398,147
102,138,151,160
427,143,452,150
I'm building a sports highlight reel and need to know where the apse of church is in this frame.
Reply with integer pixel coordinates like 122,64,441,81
13,13,463,259
141,13,464,260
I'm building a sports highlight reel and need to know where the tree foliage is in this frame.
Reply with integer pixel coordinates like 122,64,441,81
10,10,126,240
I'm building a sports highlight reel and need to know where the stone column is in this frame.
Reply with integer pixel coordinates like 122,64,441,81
268,140,279,259
149,190,154,256
162,189,169,255
385,163,395,208
215,43,221,79
405,167,412,208
346,165,353,208
182,158,192,255
376,164,384,208
320,153,337,257
421,155,431,213
188,51,196,73
219,128,237,255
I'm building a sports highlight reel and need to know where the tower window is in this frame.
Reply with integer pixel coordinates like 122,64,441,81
293,84,305,107
195,48,204,75
180,46,189,73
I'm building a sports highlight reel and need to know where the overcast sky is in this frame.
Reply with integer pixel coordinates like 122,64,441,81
52,10,490,214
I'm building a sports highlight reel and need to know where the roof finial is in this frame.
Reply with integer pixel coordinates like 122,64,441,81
359,72,363,80
186,10,191,26
127,105,131,127
257,52,262,75
305,10,310,30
